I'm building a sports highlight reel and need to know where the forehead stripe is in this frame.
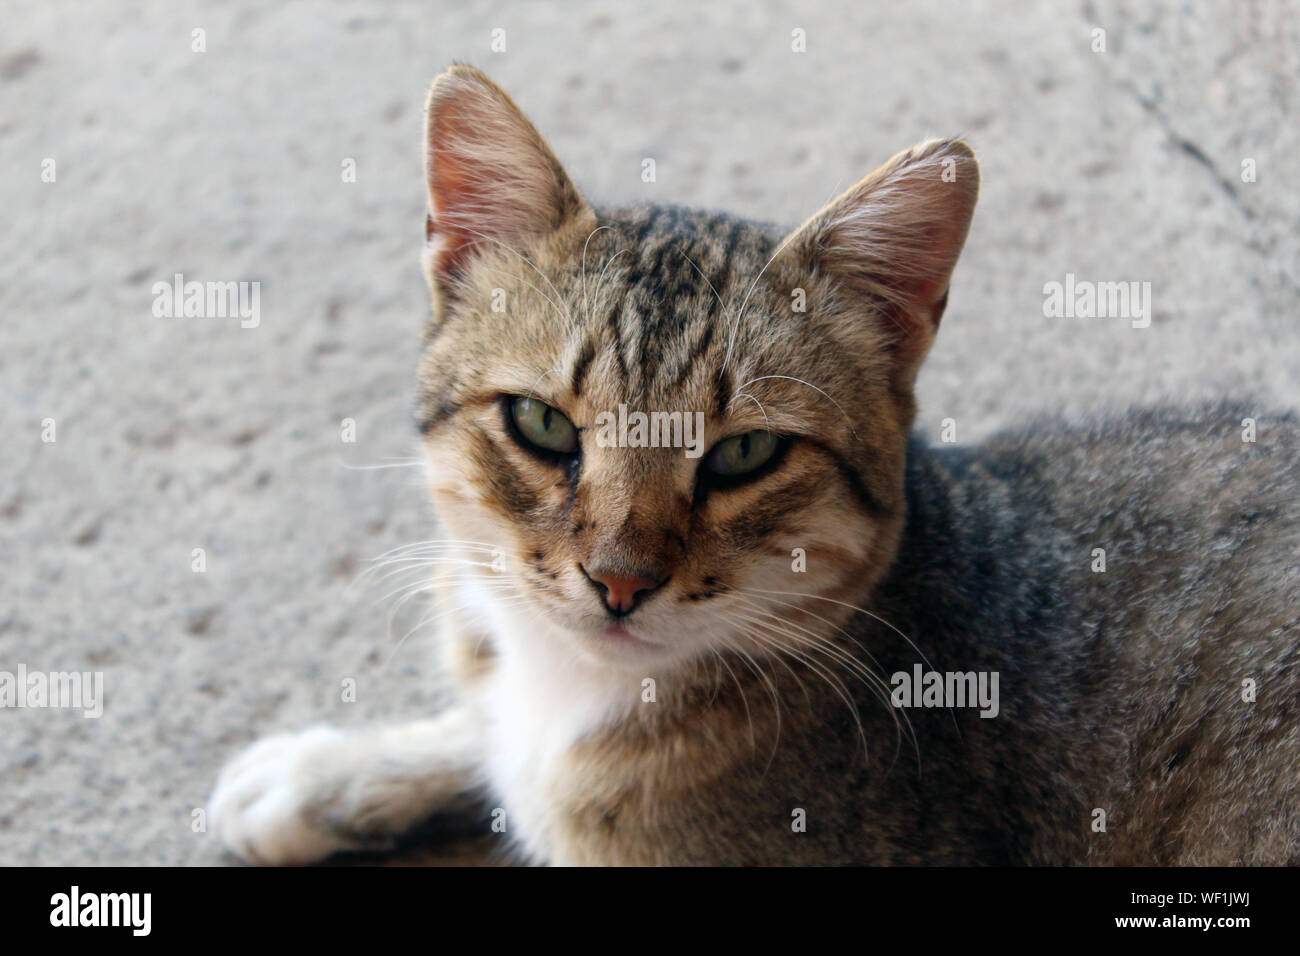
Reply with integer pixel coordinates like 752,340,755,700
569,335,596,397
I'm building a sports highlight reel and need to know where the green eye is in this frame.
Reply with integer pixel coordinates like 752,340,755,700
705,430,781,478
508,397,578,455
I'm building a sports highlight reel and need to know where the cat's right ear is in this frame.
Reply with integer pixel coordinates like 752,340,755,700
776,139,979,389
423,65,591,295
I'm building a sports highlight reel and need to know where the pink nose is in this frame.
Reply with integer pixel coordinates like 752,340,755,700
583,567,663,615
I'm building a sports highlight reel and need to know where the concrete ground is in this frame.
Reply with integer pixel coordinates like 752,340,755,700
1,0,1296,864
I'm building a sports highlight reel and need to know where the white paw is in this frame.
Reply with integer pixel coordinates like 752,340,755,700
210,726,362,865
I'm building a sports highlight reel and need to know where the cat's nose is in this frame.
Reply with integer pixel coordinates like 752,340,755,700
581,565,665,616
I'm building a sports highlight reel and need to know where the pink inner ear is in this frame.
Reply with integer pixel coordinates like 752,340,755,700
423,70,585,290
877,219,967,354
898,222,967,312
426,99,493,282
810,144,978,361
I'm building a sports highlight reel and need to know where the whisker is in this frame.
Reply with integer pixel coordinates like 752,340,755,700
733,591,917,769
590,248,630,312
359,556,510,595
708,643,756,754
364,539,518,561
336,458,425,471
710,629,784,777
453,225,572,322
721,228,803,378
384,591,531,667
742,586,956,751
742,587,939,674
730,391,772,431
736,619,872,766
730,597,911,769
379,573,520,642
581,225,612,319
729,375,860,440
521,367,564,404
697,606,814,711
678,248,729,323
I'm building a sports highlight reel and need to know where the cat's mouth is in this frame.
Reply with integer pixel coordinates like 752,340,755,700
599,622,659,648
558,616,670,663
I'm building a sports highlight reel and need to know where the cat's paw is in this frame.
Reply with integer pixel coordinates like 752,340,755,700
210,726,364,865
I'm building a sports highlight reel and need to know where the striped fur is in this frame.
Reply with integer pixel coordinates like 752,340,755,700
210,66,1300,867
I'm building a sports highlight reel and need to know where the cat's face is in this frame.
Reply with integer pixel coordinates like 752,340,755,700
417,67,977,671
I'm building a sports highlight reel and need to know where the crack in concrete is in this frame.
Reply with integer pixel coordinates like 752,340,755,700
1125,85,1258,222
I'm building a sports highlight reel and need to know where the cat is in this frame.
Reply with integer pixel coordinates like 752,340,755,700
210,64,1300,866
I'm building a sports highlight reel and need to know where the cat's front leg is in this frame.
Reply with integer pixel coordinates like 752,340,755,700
209,706,481,865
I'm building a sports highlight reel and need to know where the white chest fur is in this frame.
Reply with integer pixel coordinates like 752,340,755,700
470,596,638,864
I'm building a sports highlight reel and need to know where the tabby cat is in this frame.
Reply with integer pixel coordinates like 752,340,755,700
210,65,1300,865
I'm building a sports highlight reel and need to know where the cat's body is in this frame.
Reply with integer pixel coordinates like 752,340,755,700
210,67,1300,866
873,407,1300,866
434,406,1299,866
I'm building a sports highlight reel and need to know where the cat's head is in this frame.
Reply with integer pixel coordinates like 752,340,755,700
417,65,977,671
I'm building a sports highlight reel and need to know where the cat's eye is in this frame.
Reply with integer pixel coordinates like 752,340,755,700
704,430,781,478
507,396,578,455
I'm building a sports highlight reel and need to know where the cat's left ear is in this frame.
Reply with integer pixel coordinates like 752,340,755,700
423,64,591,294
777,139,979,384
